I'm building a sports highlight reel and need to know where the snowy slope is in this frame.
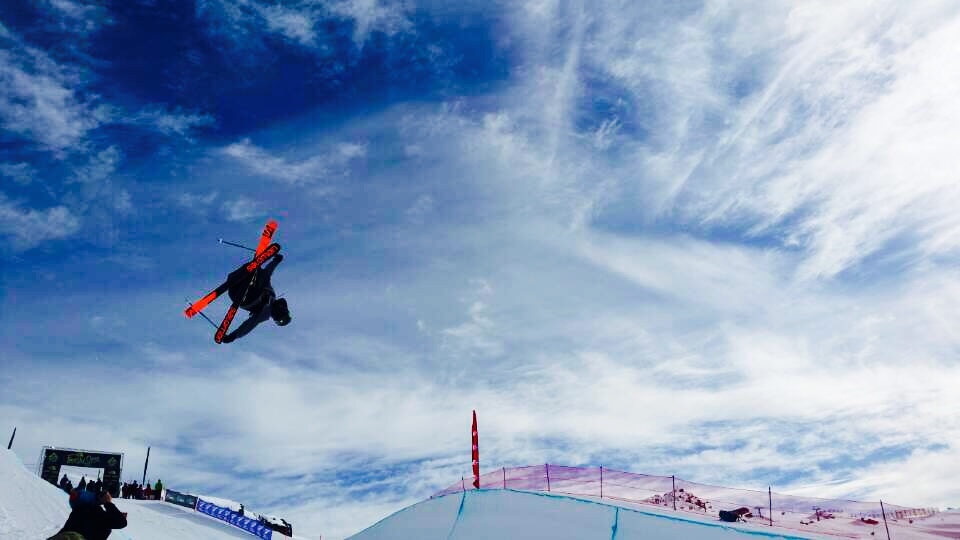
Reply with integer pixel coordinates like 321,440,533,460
0,450,294,540
348,489,819,540
349,488,960,540
0,450,69,539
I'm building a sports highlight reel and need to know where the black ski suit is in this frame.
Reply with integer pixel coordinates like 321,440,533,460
222,255,282,343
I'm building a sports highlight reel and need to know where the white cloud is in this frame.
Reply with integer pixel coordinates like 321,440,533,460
0,193,80,250
326,0,412,43
260,4,316,45
9,3,960,538
70,145,120,185
128,106,215,139
0,44,101,154
113,189,133,214
43,0,112,34
176,190,219,209
222,138,366,185
0,162,36,185
222,196,264,222
569,1,960,280
404,194,433,223
197,0,412,49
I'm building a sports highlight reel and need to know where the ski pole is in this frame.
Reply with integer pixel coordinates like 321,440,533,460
219,238,256,252
186,298,219,329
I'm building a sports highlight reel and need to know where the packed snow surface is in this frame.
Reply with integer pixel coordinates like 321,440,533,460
348,489,817,540
349,488,960,540
5,448,960,540
0,450,306,540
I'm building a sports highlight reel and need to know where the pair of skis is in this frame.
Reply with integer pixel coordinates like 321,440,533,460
185,219,280,343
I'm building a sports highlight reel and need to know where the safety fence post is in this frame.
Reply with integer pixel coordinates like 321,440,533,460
546,464,551,492
6,427,15,450
142,447,150,486
461,476,465,491
502,467,506,489
672,475,677,511
600,466,603,499
880,500,891,540
768,487,772,526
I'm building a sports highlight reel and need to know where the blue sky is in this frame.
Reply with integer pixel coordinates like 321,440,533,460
3,0,960,538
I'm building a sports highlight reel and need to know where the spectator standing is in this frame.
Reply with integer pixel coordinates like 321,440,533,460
48,489,127,540
144,484,153,500
154,479,163,500
78,477,87,491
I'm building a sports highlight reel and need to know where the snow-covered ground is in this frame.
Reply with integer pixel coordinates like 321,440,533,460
6,447,960,540
0,450,309,540
349,489,960,540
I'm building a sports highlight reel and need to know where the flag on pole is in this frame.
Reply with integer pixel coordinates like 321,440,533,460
471,410,480,489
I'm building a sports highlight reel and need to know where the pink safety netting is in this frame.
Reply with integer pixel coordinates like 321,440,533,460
432,464,936,521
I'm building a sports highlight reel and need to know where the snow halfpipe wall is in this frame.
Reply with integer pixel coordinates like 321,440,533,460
348,489,818,540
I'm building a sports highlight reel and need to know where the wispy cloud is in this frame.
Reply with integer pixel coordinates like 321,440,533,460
197,0,412,49
0,194,81,250
7,3,960,538
222,138,366,185
0,162,36,185
0,38,102,154
260,4,317,46
567,1,960,280
222,196,265,222
327,0,412,43
42,0,112,34
127,106,215,140
70,145,120,185
404,194,433,224
176,190,219,210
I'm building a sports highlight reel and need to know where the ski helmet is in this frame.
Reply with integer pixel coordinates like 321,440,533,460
271,297,291,326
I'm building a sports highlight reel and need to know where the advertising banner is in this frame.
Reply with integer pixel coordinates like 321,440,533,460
40,447,123,497
164,489,198,510
196,499,272,540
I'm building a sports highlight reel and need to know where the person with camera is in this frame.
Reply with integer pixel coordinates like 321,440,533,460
48,488,127,540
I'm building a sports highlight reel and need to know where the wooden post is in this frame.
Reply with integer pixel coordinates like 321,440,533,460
6,427,15,450
768,487,773,526
546,464,551,492
672,476,677,511
880,500,892,540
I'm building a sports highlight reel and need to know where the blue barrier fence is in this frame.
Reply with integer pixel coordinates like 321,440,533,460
196,498,273,539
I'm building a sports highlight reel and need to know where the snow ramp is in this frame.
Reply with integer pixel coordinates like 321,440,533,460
348,489,820,540
0,449,267,540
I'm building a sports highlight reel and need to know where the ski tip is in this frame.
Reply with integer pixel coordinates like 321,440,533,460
184,307,197,318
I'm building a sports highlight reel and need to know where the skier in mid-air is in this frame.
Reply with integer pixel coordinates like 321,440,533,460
219,253,291,343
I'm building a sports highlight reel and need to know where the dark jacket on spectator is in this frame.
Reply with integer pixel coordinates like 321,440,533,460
57,490,127,540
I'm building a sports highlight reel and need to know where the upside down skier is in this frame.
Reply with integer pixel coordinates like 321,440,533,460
220,253,291,343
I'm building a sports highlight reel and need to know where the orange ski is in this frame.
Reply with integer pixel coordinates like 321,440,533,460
184,243,280,318
184,219,279,318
